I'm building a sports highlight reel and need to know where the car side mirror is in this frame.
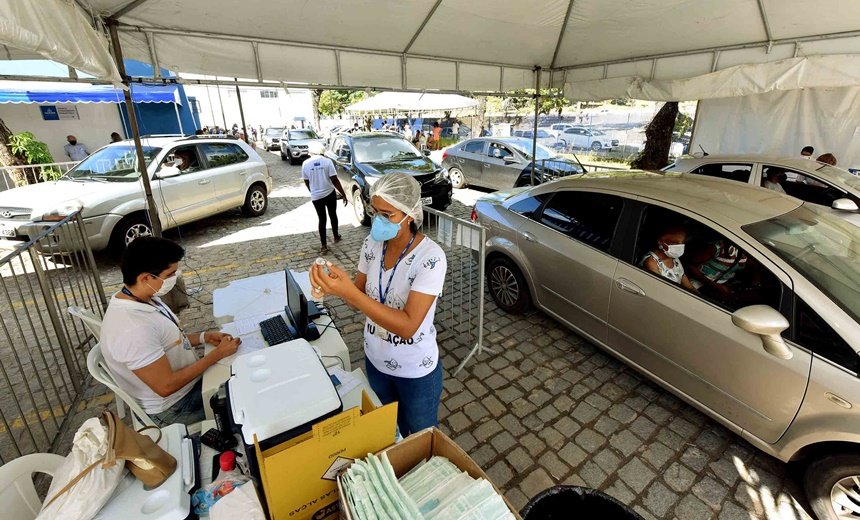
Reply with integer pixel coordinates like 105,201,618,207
832,198,858,211
158,165,181,178
423,150,431,157
731,305,792,359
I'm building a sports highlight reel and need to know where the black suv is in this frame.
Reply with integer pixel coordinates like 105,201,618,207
326,132,453,225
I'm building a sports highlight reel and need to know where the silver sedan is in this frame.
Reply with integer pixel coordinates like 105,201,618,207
473,173,860,520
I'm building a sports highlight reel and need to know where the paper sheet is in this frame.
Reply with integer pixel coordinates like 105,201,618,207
329,367,361,398
216,318,270,366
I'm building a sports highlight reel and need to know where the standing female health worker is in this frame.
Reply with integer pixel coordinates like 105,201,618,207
310,173,447,436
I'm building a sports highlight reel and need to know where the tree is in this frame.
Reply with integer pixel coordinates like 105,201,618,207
474,96,487,137
0,118,58,186
311,89,322,130
318,89,367,118
631,101,679,170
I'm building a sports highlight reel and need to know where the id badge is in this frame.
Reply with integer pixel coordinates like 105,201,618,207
374,325,389,340
181,334,193,351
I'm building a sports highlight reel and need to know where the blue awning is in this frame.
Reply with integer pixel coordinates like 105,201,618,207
0,83,179,104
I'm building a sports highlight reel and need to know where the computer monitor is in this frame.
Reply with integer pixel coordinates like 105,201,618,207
284,268,319,340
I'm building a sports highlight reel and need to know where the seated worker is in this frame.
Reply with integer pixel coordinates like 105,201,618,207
100,237,240,426
642,226,698,293
763,169,786,193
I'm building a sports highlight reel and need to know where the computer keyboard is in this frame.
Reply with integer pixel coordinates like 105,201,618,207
259,315,297,346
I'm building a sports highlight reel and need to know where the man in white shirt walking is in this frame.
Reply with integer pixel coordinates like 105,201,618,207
302,142,348,253
451,121,460,142
63,135,89,161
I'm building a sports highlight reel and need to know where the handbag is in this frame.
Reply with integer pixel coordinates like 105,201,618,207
42,410,177,510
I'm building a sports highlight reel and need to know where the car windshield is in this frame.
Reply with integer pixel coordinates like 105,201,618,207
590,129,606,135
64,145,160,182
353,137,422,163
506,139,555,160
744,205,860,322
816,164,860,189
288,130,318,140
265,128,283,136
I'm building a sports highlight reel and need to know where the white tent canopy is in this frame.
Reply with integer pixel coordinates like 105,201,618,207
345,92,477,115
3,0,860,101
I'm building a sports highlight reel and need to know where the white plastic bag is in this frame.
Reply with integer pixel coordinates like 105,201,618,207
210,482,266,520
36,417,124,520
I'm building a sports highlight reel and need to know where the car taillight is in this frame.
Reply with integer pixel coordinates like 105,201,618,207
470,206,478,223
442,150,448,161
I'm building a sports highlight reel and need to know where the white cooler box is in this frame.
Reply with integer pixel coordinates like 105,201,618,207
94,423,195,520
226,339,343,480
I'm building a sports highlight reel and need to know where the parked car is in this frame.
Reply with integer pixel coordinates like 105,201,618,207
0,136,271,252
441,125,471,139
559,126,619,151
543,123,576,138
280,128,326,165
326,132,452,225
665,155,860,220
262,127,285,150
512,129,560,148
473,173,860,520
441,137,583,190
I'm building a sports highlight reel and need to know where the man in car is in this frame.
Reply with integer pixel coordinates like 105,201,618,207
763,169,786,193
100,237,240,426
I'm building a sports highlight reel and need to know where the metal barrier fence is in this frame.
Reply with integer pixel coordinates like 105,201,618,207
0,161,78,192
421,206,493,376
0,210,106,463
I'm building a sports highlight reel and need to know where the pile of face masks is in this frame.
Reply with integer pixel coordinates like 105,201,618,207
341,453,514,520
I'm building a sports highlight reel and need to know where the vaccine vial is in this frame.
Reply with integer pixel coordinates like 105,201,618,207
311,257,327,302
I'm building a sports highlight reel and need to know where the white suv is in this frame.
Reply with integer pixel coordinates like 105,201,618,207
0,135,272,252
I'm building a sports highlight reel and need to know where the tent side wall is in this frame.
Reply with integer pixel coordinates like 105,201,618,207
690,86,860,170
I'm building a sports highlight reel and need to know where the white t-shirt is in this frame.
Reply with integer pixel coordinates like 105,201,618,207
100,294,199,414
764,180,786,193
357,235,447,378
301,154,337,201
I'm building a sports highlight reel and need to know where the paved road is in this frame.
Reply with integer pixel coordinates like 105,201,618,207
59,148,812,519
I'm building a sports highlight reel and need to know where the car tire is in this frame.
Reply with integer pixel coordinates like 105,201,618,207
487,256,530,314
242,184,268,217
280,150,288,161
804,453,860,520
110,214,153,253
289,155,299,166
591,141,602,151
353,189,370,226
448,167,466,189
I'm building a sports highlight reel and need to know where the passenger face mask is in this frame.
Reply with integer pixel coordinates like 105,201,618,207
661,243,685,259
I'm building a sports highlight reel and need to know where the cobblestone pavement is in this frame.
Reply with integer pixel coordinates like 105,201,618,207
54,149,813,519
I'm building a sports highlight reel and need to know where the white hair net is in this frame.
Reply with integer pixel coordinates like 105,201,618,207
370,172,423,227
308,141,326,155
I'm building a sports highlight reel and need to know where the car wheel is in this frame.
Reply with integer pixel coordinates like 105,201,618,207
353,189,370,226
591,141,602,151
448,167,466,189
242,185,268,217
110,214,152,253
487,256,530,314
280,150,288,161
289,155,299,166
805,454,860,520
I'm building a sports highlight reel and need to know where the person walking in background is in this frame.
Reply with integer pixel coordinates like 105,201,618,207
431,122,442,150
64,135,89,161
451,120,460,142
303,142,348,253
110,132,122,143
801,146,814,158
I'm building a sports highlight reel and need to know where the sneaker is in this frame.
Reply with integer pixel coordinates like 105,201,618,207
333,234,342,243
320,245,329,254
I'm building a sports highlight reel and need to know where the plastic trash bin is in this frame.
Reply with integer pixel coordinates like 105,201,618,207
520,485,644,519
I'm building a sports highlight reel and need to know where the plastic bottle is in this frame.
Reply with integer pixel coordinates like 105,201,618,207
192,451,250,515
311,257,327,303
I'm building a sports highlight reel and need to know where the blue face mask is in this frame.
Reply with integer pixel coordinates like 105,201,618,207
371,214,406,241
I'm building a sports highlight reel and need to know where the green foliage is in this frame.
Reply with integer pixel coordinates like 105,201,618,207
494,88,572,117
319,90,368,117
674,111,694,136
9,132,60,181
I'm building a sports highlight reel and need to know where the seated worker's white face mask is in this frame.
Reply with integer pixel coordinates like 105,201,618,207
148,269,181,297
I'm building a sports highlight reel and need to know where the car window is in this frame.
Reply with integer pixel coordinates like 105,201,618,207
760,165,846,206
200,143,248,168
688,163,753,183
160,145,204,174
509,194,550,219
67,145,159,182
538,191,623,252
633,205,782,312
353,137,420,163
537,130,551,138
463,140,485,154
288,130,318,140
488,142,514,159
331,138,350,162
794,298,856,371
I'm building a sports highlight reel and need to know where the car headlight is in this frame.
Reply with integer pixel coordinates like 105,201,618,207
35,201,83,222
365,176,380,186
435,169,449,181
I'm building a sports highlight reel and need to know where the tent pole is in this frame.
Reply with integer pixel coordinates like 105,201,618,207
205,84,216,128
215,79,227,129
173,102,184,135
234,78,248,144
107,20,162,237
530,66,541,186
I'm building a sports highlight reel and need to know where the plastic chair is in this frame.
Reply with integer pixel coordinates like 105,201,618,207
67,306,103,341
0,452,65,520
86,344,156,430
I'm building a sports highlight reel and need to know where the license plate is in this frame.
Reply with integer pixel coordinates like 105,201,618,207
422,197,433,205
0,224,15,237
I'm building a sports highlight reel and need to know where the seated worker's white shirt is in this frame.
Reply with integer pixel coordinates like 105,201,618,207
764,180,786,193
301,155,337,201
100,294,199,414
358,235,447,378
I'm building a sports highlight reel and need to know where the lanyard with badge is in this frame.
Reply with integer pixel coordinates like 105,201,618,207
121,286,192,350
373,233,416,339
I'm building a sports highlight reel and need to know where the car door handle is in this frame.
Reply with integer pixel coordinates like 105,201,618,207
198,179,211,185
483,163,490,168
615,278,645,296
238,170,246,175
520,231,538,243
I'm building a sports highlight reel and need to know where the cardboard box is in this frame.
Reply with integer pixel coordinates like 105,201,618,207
337,427,523,520
254,391,397,520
